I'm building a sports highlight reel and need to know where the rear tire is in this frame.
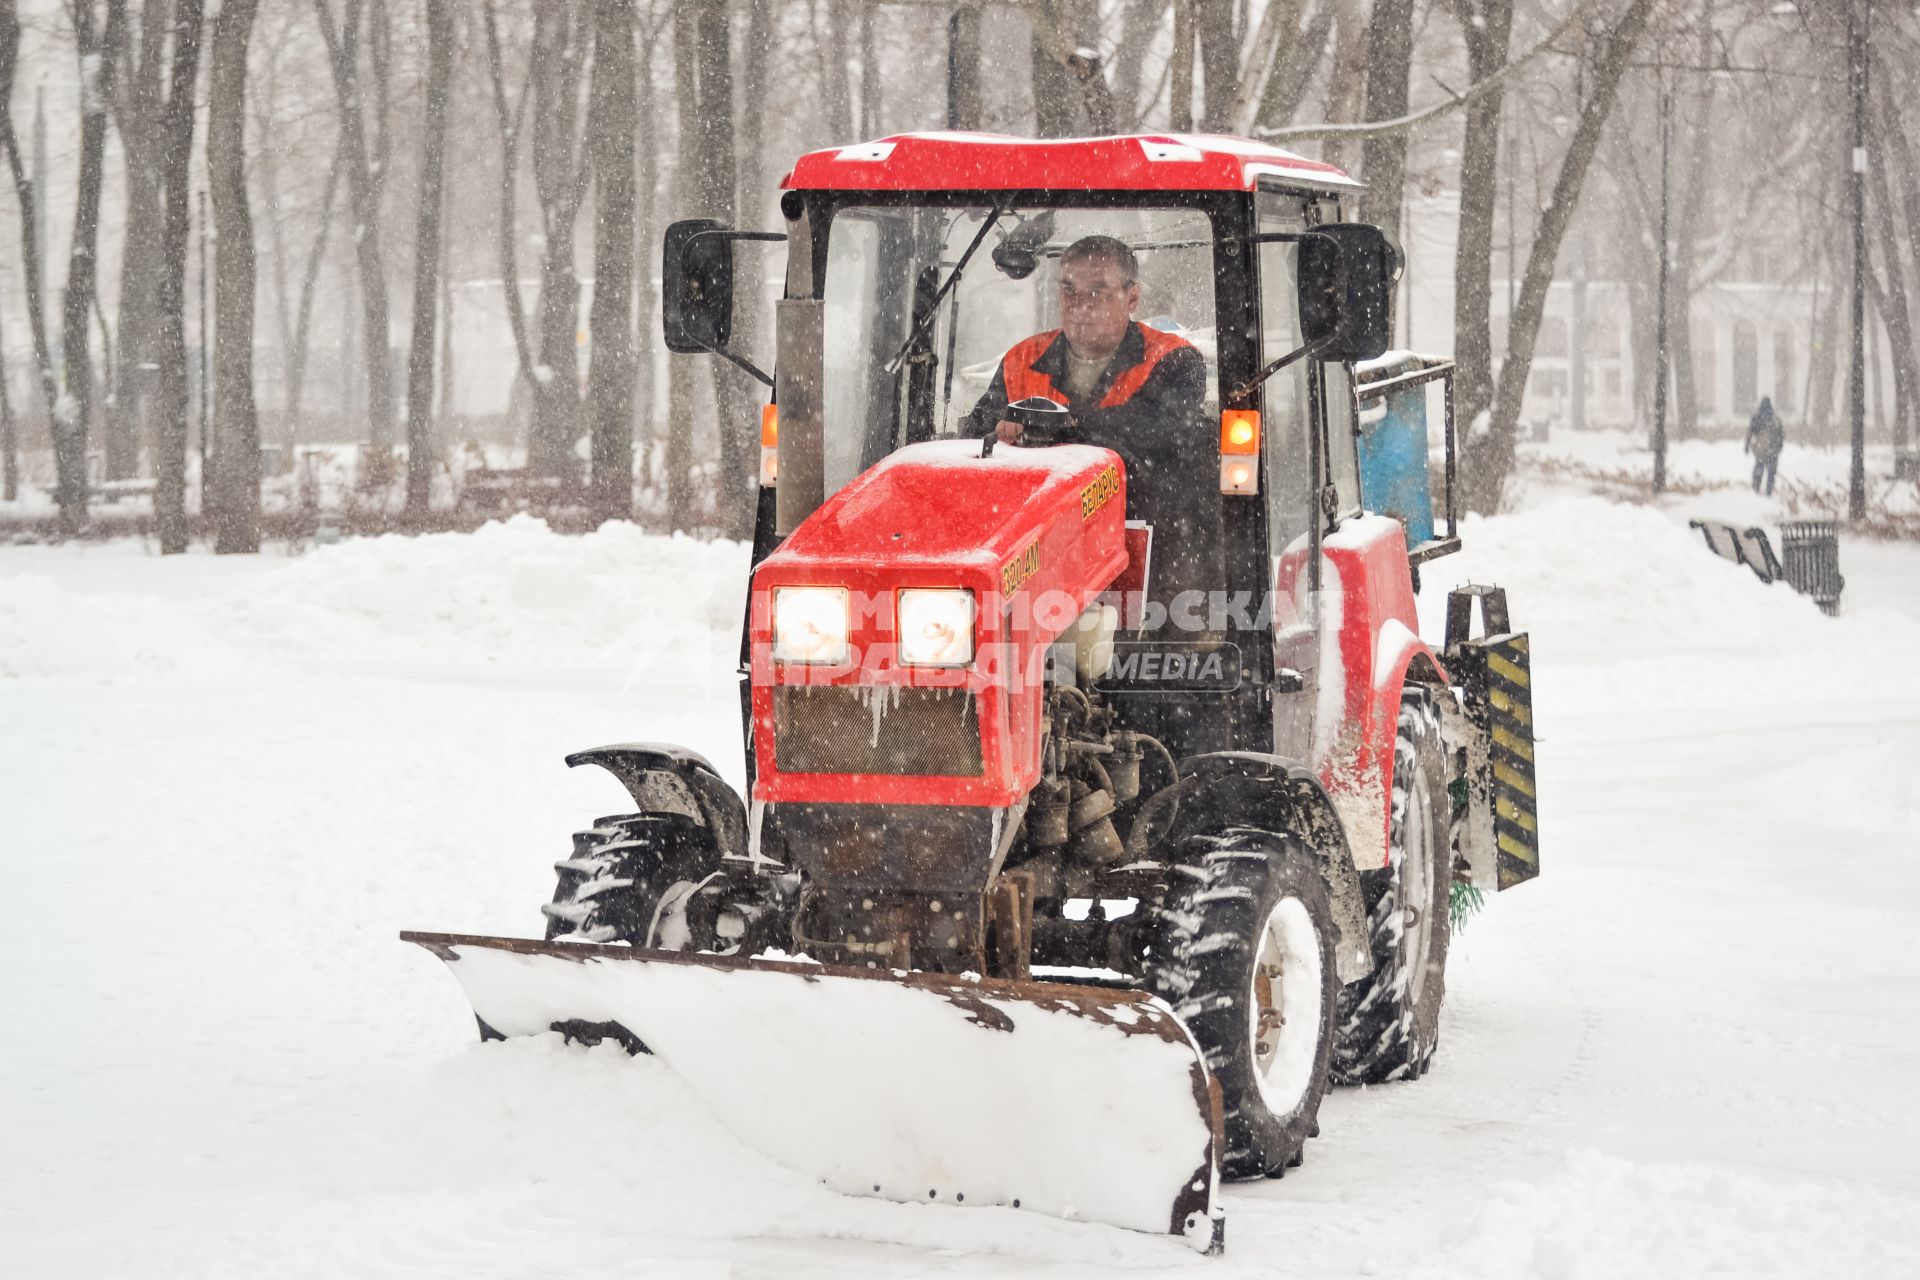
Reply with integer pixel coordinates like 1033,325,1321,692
1332,689,1452,1084
543,812,784,954
1147,829,1339,1180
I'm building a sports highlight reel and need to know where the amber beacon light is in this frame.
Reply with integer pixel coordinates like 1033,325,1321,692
1219,409,1260,495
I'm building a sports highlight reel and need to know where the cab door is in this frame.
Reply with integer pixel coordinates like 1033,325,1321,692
1255,189,1362,763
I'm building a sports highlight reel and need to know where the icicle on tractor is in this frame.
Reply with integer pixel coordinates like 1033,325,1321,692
406,132,1539,1252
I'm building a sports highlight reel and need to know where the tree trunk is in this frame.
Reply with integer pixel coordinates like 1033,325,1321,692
153,0,205,553
715,0,773,541
526,2,590,480
667,3,700,531
693,0,751,537
404,0,452,516
1467,0,1657,513
1668,41,1717,438
288,145,343,447
1870,76,1920,454
105,0,169,480
1168,0,1194,131
482,0,537,421
1450,0,1512,436
1109,0,1165,131
587,0,636,522
208,0,259,553
0,300,14,501
1029,1,1077,136
632,34,658,464
820,0,854,142
1319,0,1370,174
57,0,127,532
1867,111,1918,455
1356,0,1415,240
1195,0,1236,131
314,0,396,460
1254,0,1333,133
0,0,61,505
1809,236,1843,440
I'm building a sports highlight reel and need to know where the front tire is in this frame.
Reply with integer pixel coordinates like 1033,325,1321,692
1148,829,1339,1179
542,812,784,953
1332,689,1452,1084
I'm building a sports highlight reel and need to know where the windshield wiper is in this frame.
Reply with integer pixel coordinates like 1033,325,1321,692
882,201,1009,376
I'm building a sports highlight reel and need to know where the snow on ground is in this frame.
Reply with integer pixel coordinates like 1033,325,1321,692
5,455,1920,1277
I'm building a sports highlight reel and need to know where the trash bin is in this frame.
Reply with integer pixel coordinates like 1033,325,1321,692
1778,521,1843,616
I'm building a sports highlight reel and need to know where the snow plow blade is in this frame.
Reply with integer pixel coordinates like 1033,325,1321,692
402,931,1224,1251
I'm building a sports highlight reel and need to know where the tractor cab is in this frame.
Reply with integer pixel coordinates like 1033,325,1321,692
665,133,1430,767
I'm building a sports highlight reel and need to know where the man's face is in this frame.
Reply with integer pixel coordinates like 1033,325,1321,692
1058,254,1139,359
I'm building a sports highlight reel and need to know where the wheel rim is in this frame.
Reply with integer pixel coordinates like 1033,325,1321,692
648,878,703,950
1249,896,1324,1114
1402,769,1437,1006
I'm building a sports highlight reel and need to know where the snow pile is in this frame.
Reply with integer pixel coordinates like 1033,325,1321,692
214,516,749,671
0,572,252,682
0,517,752,685
1417,492,1920,669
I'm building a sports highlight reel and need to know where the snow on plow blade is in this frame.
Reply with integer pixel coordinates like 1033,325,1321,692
402,932,1224,1251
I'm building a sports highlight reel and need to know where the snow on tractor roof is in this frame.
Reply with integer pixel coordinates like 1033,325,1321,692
782,132,1359,194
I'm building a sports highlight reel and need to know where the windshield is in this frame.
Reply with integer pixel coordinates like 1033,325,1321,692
819,202,1222,494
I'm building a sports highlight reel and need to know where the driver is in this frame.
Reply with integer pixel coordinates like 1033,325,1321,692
963,234,1218,603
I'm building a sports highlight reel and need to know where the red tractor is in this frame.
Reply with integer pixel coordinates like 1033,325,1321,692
407,132,1539,1252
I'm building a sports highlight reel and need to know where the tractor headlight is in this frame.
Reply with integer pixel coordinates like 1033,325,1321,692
772,587,850,664
897,589,975,667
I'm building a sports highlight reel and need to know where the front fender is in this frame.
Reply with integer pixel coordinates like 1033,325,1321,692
566,742,748,860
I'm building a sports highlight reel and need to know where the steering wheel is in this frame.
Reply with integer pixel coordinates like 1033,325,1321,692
981,396,1073,456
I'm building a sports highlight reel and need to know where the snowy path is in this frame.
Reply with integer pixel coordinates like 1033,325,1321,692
4,505,1919,1277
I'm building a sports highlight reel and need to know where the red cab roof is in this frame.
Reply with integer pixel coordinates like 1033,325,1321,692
781,132,1358,194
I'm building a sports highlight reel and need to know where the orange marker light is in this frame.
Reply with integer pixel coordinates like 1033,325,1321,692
1219,409,1260,455
759,404,779,486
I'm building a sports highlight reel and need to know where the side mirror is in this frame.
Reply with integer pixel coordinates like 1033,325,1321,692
1298,222,1400,362
662,217,735,354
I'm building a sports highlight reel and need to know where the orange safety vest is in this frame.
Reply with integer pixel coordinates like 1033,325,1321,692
1000,323,1195,410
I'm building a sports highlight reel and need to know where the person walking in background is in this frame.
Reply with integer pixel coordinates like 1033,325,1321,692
1745,396,1784,495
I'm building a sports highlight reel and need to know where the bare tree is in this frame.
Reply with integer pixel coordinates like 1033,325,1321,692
153,0,205,553
404,0,452,515
1869,72,1919,456
1168,0,1194,129
1318,0,1369,173
208,0,260,552
483,0,593,481
1255,0,1336,134
1449,0,1513,439
631,23,659,459
819,0,855,142
1468,0,1659,512
665,0,701,531
1195,0,1236,129
49,0,130,533
1,282,14,501
690,0,751,536
314,0,396,460
525,3,593,478
1356,0,1414,240
109,0,171,481
0,0,62,503
586,0,635,522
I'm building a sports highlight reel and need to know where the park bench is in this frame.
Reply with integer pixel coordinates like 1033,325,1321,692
1688,518,1844,616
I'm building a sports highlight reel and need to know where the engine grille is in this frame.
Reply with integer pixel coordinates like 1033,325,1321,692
773,685,982,776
